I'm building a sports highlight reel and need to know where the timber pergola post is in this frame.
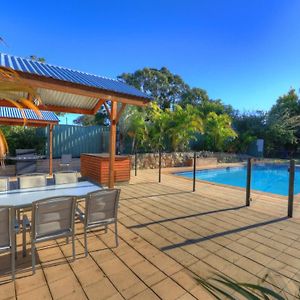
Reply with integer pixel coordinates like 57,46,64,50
0,106,58,175
49,124,54,176
0,54,152,185
105,101,127,188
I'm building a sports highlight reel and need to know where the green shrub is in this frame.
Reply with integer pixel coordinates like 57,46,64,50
0,126,46,156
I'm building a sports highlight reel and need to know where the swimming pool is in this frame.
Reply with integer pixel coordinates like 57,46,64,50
175,164,300,196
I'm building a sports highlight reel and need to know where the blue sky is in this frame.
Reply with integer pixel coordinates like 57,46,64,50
1,0,300,124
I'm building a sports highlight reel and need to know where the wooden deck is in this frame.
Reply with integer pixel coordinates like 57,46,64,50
1,167,300,299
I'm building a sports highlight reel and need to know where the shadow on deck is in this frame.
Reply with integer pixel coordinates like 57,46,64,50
161,216,288,251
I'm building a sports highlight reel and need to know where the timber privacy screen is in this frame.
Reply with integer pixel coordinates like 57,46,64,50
38,125,110,158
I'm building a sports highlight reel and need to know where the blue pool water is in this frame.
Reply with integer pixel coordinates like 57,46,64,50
176,164,300,196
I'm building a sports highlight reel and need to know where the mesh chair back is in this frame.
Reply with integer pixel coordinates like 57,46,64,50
0,207,10,248
61,154,72,165
32,196,75,240
18,174,47,189
86,189,120,227
54,172,78,185
0,177,9,192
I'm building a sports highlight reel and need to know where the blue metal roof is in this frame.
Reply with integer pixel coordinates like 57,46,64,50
0,106,59,123
0,53,151,101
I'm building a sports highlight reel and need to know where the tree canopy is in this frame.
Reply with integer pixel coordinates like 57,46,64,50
231,89,300,157
73,65,300,158
264,89,300,156
73,108,108,126
118,67,189,109
118,103,206,153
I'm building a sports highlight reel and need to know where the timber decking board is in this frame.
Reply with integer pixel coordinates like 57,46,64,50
1,167,300,299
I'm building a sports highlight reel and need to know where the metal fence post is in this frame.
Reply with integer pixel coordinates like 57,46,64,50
135,151,137,176
288,159,295,218
246,158,252,206
193,152,196,192
158,150,162,183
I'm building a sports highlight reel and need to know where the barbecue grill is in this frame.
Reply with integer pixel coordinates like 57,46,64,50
7,149,45,175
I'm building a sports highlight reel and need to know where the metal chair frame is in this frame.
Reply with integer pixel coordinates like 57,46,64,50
53,171,78,185
0,177,9,192
18,173,47,189
77,189,120,256
30,196,77,273
0,206,16,280
59,154,72,171
17,174,47,239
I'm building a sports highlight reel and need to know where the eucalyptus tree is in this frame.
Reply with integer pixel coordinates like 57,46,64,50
264,89,300,156
118,67,189,110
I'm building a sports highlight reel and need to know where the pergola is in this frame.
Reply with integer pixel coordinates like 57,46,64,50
0,53,151,187
0,106,59,172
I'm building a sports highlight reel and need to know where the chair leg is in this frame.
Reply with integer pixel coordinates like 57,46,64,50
11,233,16,280
11,251,15,281
115,222,119,247
17,210,21,230
32,242,36,274
14,233,17,260
66,237,69,244
22,219,26,257
72,234,75,261
105,225,108,234
84,228,88,257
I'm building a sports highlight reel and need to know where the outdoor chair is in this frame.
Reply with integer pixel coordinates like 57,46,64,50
54,172,82,211
59,154,72,171
29,196,76,273
18,173,47,189
17,174,47,233
0,177,9,192
0,206,16,280
76,189,120,256
54,171,78,185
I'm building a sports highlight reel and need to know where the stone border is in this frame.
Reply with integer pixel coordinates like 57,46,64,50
130,151,250,169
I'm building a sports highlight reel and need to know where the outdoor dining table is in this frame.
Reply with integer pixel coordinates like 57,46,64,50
0,181,102,208
0,180,103,257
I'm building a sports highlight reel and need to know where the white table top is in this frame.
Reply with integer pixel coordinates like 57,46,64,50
0,181,102,208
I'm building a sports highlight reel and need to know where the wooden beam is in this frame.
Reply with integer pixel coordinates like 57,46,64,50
49,124,53,176
0,117,57,127
103,101,111,119
108,101,117,188
38,104,94,115
115,103,127,124
92,99,106,114
18,76,150,107
0,100,95,115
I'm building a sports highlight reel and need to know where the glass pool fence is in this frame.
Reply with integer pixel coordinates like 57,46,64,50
132,151,297,218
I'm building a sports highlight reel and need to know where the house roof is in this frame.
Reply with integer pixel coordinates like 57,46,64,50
0,53,151,114
0,106,59,127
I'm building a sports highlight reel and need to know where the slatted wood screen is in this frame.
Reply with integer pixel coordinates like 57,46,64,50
81,154,130,185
